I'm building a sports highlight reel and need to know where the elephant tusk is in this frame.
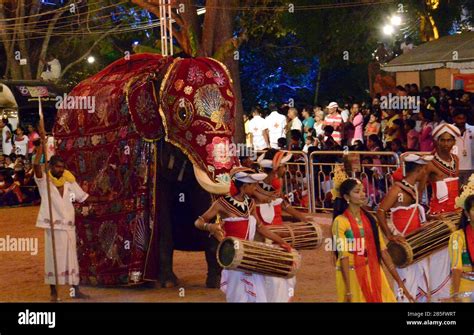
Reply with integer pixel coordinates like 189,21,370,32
193,165,229,195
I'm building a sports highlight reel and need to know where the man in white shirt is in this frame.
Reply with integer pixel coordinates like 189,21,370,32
32,126,106,301
288,107,302,131
452,109,474,188
265,102,287,149
248,107,270,151
0,118,13,156
40,54,61,81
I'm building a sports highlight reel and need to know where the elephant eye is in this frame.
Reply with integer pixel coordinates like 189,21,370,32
173,97,194,129
178,107,188,123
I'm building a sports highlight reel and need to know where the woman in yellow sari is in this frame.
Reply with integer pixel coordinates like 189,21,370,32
449,194,474,300
332,177,414,302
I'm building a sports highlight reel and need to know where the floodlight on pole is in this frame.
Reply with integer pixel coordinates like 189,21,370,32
391,15,402,26
383,24,394,35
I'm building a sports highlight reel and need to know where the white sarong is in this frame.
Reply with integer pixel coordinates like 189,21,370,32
44,229,80,285
220,216,268,302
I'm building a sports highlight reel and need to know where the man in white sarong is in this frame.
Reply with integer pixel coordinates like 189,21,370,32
419,123,462,301
33,125,106,301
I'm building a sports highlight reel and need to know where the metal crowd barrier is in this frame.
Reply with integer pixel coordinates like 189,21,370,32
249,149,434,214
281,150,312,213
308,151,400,212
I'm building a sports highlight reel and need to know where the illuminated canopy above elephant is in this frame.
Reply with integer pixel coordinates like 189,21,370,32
54,54,239,194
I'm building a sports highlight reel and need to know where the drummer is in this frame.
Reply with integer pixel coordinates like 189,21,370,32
419,123,461,301
376,153,433,302
254,149,313,302
331,169,414,302
449,181,474,300
254,148,314,225
194,167,292,303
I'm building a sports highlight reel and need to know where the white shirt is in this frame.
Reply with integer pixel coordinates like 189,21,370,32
291,117,303,131
48,59,61,78
34,174,89,231
46,136,55,161
341,109,349,123
248,115,268,150
2,126,13,155
265,111,287,149
314,122,324,137
453,124,474,170
14,135,28,156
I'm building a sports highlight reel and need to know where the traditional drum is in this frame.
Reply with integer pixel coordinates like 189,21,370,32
387,211,461,268
265,222,323,250
217,237,301,278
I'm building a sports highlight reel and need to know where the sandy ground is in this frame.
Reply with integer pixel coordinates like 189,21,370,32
0,206,336,302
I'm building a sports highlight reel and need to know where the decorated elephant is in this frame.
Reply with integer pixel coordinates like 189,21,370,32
53,53,239,288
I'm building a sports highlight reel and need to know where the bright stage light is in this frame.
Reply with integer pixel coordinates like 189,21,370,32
391,15,402,26
383,24,394,35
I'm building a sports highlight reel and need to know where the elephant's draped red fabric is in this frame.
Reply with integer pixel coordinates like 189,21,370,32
53,54,237,286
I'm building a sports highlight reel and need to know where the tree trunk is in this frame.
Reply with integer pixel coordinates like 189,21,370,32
36,0,75,79
18,0,32,79
203,0,244,143
227,60,245,144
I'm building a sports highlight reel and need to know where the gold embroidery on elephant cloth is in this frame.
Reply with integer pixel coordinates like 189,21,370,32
194,84,228,130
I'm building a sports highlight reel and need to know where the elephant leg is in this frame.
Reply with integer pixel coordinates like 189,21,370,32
158,179,178,288
205,237,222,288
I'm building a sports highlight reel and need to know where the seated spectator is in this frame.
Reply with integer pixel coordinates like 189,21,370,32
322,126,341,151
390,138,404,156
40,53,61,81
0,169,6,190
277,137,287,150
0,174,24,206
351,140,367,151
303,135,315,153
4,154,15,169
289,129,302,150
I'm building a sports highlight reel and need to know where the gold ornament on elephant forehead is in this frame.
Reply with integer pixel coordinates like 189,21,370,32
194,84,230,131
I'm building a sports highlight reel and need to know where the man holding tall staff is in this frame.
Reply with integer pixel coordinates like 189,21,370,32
33,99,102,301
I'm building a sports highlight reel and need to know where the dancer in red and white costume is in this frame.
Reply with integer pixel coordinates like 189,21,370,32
376,154,433,301
252,149,314,302
254,149,313,226
195,167,292,302
418,123,461,301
